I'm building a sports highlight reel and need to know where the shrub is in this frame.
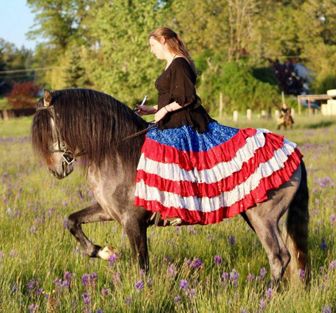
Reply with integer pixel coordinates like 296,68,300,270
6,81,40,109
198,60,281,114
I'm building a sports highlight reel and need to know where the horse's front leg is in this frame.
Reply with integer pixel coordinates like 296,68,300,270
66,202,113,259
122,215,149,273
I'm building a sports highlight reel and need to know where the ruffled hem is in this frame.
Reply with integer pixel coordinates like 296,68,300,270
135,148,302,224
136,132,290,197
142,127,257,171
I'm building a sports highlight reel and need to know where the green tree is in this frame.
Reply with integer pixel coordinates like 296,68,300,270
82,0,167,105
63,48,88,88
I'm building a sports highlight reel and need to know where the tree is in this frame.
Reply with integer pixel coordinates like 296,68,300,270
6,81,40,109
63,48,88,88
81,0,167,105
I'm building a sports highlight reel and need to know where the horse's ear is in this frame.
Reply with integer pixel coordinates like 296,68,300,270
43,90,52,107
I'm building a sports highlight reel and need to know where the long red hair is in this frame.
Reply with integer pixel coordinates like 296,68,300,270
149,27,196,74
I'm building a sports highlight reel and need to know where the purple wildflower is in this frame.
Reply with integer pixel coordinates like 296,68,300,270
330,214,336,224
190,258,203,269
186,288,196,299
28,304,38,313
64,271,72,282
82,292,91,305
90,272,98,283
246,273,255,282
317,177,334,188
101,288,110,297
96,309,103,313
299,269,306,280
30,225,37,234
11,283,18,294
174,295,182,303
112,272,121,285
320,239,328,251
139,269,146,277
230,269,239,287
221,272,229,282
230,269,239,282
27,279,39,292
322,306,332,313
82,274,90,287
228,235,236,246
108,253,118,266
167,264,177,277
124,296,132,305
259,267,267,279
259,298,266,311
135,280,144,291
146,277,153,288
329,260,336,270
214,255,222,265
265,288,272,299
187,226,197,234
179,279,188,290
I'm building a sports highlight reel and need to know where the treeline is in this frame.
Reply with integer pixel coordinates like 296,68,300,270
0,39,34,93
24,0,336,112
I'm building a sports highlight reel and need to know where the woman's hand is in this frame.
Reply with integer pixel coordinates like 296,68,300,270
134,104,157,115
154,107,168,122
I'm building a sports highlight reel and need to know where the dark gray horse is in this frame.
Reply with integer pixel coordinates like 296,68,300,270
32,89,309,283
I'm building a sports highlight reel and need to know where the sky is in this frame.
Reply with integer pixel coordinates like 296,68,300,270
0,0,37,50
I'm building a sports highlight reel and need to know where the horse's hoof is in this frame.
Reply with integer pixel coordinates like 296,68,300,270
97,246,115,260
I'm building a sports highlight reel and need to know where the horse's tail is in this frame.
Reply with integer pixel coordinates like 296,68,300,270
285,161,310,282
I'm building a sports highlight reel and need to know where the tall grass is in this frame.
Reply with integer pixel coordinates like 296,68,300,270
0,115,335,313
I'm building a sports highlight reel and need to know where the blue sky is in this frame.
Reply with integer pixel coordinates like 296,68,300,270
0,0,37,50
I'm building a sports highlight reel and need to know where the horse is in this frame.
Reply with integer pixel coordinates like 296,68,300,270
277,107,295,130
31,88,309,283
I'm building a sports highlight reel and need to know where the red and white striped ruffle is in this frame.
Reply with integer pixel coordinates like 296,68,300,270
135,128,302,225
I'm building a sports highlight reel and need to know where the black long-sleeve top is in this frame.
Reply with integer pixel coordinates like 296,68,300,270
156,57,212,133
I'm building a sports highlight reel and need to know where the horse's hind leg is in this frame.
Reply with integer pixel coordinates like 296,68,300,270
66,202,113,259
122,216,149,272
246,208,289,283
245,168,301,282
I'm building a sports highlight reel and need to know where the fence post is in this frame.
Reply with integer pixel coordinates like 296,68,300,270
219,92,223,120
246,109,252,121
233,110,239,122
274,109,280,120
3,109,9,121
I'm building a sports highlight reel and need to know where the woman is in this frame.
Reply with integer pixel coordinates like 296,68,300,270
134,27,302,225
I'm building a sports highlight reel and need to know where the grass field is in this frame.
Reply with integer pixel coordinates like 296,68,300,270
0,114,336,313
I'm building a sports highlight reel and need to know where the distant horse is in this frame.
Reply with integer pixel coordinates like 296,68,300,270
32,89,309,283
277,107,294,130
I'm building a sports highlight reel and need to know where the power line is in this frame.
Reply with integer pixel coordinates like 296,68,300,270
0,66,64,74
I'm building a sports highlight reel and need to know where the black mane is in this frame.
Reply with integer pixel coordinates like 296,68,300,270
32,88,149,169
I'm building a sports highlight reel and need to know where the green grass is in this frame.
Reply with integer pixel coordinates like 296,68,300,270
0,97,11,110
0,114,336,312
0,116,32,137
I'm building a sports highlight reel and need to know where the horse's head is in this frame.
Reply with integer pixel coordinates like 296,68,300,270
32,90,75,179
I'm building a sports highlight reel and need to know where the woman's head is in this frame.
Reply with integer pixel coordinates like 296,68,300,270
149,27,192,62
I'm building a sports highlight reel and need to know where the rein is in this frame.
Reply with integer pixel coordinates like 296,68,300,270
122,122,156,141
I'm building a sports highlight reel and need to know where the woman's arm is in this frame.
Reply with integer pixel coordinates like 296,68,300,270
154,101,183,122
135,104,158,115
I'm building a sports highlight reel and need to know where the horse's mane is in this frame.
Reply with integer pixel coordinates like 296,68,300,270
32,88,149,169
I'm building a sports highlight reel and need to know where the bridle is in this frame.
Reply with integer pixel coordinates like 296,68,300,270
36,105,83,166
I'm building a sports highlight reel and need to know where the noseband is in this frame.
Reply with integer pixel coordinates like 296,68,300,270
36,105,83,165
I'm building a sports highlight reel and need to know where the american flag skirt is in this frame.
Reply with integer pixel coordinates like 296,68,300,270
134,121,303,225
